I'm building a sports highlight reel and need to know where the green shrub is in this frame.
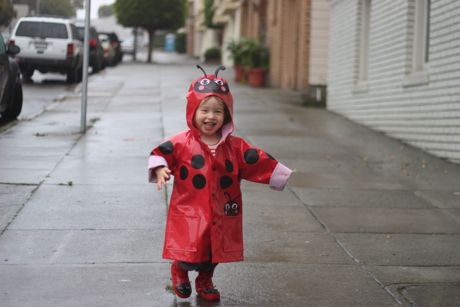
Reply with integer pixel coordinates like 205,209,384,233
240,39,269,69
226,39,244,65
204,47,221,63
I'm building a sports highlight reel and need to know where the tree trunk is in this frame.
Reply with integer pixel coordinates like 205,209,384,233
133,27,138,62
147,29,155,63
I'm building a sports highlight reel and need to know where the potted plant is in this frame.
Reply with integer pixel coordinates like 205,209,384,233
240,39,269,87
226,39,245,82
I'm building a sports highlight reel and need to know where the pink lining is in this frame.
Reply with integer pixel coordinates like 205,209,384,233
148,155,168,183
220,122,233,142
269,162,293,191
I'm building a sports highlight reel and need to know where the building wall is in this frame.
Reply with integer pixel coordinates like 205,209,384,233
309,0,330,86
267,0,311,91
328,0,460,163
220,9,241,67
212,0,242,67
240,0,265,40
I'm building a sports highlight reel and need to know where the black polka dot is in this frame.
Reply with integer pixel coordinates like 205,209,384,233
159,141,173,154
266,152,276,160
225,160,234,172
220,176,233,189
180,166,188,180
192,174,206,189
244,149,259,164
191,155,205,169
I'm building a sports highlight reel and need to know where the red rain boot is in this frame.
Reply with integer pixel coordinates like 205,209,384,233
171,261,191,298
195,268,220,301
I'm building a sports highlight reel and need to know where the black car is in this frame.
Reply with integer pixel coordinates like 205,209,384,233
98,32,123,65
0,35,22,120
76,23,105,73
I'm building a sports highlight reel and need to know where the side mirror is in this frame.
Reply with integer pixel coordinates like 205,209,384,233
7,44,20,55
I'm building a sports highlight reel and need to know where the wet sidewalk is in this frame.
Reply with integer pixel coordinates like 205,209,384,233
0,52,459,306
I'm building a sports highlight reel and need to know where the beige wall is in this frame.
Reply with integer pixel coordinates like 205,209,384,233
267,0,311,91
309,0,330,86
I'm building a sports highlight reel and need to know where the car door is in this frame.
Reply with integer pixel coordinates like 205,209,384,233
0,35,10,107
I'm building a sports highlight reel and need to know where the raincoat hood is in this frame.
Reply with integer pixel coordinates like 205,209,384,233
186,65,234,140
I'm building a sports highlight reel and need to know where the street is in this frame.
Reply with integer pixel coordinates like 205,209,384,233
0,52,459,307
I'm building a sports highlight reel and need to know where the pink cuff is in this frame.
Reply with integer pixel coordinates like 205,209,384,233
269,162,293,191
148,155,168,183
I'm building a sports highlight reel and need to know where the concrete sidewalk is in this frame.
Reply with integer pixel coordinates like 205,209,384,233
1,52,460,306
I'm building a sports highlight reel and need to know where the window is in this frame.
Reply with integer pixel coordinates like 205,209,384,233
412,0,430,73
358,0,371,83
16,22,68,39
0,35,5,55
403,0,430,86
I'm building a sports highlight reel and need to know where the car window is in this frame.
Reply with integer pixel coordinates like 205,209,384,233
98,34,109,42
15,21,68,39
76,27,84,40
70,24,79,40
0,35,5,54
76,26,98,40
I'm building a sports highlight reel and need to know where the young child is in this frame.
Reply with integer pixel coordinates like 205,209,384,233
148,65,292,301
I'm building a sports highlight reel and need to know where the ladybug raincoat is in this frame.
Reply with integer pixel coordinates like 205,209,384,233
148,66,292,263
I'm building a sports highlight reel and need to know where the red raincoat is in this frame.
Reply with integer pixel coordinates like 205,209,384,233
148,67,292,263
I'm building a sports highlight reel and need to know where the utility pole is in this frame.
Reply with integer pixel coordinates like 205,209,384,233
80,0,90,133
36,0,40,16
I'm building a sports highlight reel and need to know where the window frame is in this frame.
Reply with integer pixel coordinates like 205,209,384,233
403,0,431,87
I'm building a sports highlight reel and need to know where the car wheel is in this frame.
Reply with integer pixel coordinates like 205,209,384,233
22,69,34,81
77,66,83,82
66,67,79,83
1,82,23,120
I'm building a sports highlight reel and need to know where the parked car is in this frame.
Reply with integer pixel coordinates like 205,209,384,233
75,22,105,73
121,37,135,55
9,17,83,83
98,33,116,66
0,35,22,120
121,35,144,57
98,31,122,65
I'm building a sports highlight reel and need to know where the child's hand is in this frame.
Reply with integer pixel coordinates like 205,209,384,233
155,166,171,191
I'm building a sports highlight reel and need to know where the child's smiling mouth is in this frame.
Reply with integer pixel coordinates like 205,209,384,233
204,122,217,130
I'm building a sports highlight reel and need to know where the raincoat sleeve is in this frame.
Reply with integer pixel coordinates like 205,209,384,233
148,138,178,183
237,138,292,191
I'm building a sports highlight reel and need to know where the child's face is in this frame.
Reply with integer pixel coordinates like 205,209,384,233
194,96,225,138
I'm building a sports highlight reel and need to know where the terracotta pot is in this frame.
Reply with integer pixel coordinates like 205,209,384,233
234,64,245,82
247,68,266,87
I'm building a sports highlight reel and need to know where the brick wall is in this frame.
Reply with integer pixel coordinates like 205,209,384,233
328,0,460,163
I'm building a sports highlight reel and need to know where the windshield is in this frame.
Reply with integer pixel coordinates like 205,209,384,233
16,21,68,39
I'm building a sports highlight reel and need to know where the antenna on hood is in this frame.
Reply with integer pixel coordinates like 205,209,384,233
215,65,226,77
196,65,208,78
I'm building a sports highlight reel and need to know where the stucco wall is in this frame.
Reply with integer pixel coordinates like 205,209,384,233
328,0,460,163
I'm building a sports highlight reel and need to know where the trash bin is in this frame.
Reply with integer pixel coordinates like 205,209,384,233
164,33,176,52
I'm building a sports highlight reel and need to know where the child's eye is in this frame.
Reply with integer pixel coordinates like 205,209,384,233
200,79,211,85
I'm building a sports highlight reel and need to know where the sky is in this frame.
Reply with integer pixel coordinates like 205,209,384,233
76,0,115,20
